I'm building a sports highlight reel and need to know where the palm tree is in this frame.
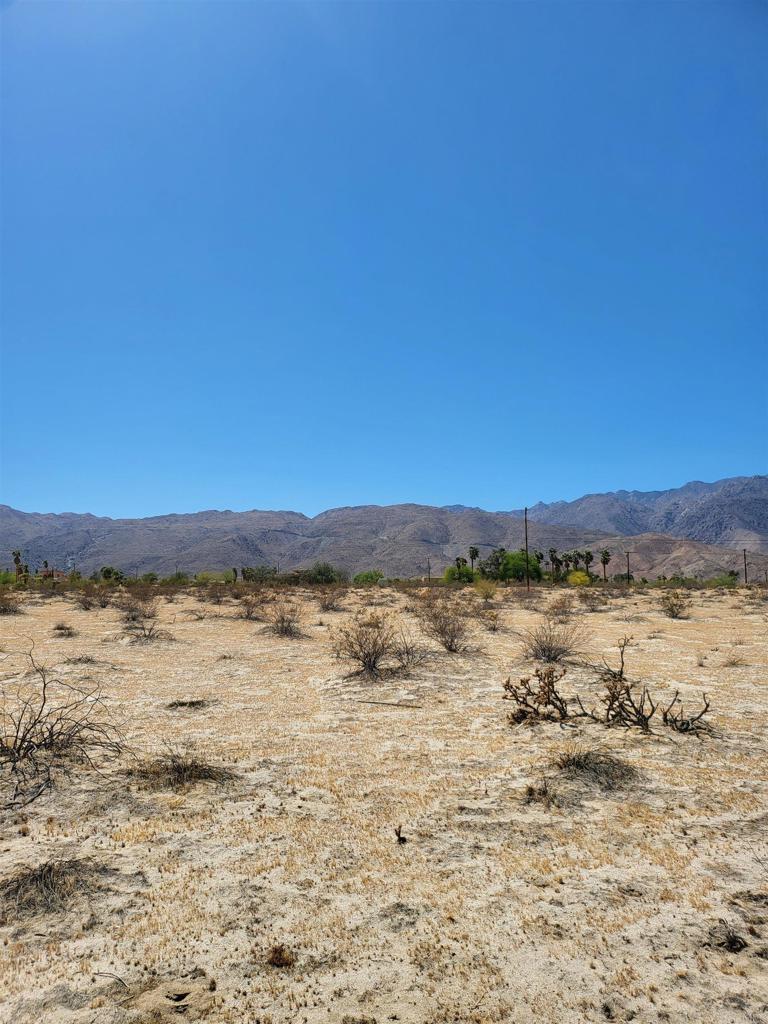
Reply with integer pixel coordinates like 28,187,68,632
468,546,479,573
12,550,22,579
571,550,582,571
583,550,594,578
600,549,611,581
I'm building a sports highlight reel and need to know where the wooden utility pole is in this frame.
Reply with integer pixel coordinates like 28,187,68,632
524,507,530,592
626,551,631,583
743,549,748,586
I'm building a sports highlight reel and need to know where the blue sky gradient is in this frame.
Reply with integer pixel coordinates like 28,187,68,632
1,0,766,517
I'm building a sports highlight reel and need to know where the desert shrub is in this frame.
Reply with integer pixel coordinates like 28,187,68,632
267,601,303,638
0,858,96,921
266,944,296,968
116,596,157,623
165,698,214,710
418,599,471,652
658,590,692,619
318,585,346,612
476,608,500,632
519,618,585,662
503,666,570,723
129,745,236,790
123,621,174,644
353,570,384,586
239,591,271,621
473,578,497,604
72,587,96,611
1,652,123,807
0,587,22,615
550,744,637,790
52,622,77,638
577,588,608,612
548,594,575,621
567,571,591,587
332,612,397,675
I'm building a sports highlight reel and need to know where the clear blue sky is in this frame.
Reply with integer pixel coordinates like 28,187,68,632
1,0,766,518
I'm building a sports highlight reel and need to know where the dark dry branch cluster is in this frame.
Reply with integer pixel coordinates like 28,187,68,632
129,745,236,790
504,636,712,735
0,858,97,922
1,649,124,808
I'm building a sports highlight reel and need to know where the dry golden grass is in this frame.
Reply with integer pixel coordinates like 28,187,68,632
0,585,766,1023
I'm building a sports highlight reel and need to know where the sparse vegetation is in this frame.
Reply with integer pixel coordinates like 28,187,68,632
266,600,304,638
418,598,471,652
518,617,585,662
0,858,96,921
659,590,692,619
129,745,236,789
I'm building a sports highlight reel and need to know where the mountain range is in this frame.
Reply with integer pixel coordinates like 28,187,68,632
1,476,766,580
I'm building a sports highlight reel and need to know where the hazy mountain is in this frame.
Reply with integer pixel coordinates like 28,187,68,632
2,495,767,580
507,476,768,553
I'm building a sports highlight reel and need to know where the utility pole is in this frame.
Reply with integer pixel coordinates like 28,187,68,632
743,548,748,586
626,551,631,583
427,556,431,583
524,507,530,592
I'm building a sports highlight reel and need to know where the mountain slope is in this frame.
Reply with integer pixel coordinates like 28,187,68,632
2,500,766,580
510,476,768,552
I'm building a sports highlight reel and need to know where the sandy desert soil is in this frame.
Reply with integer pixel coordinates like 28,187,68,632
1,584,767,1024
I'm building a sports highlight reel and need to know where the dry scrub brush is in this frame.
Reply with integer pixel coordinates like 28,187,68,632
0,858,97,922
417,597,472,653
518,616,586,662
129,745,236,790
658,590,692,619
0,649,124,807
266,600,304,638
332,612,422,676
0,587,22,615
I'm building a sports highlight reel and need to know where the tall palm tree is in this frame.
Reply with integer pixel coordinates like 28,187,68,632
468,546,479,573
583,550,594,578
600,549,611,581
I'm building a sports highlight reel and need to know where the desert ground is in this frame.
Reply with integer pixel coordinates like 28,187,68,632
1,583,767,1024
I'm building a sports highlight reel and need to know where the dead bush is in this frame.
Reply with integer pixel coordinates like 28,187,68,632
267,601,303,638
116,596,157,623
165,699,215,711
123,621,174,644
266,943,296,968
1,650,123,807
658,590,692,619
73,589,96,611
418,599,471,653
519,617,585,662
503,666,570,724
239,590,272,621
318,586,346,612
476,608,500,632
550,744,637,790
0,858,96,921
548,594,575,621
333,612,397,675
129,745,236,790
577,589,608,612
0,587,22,615
52,622,77,638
